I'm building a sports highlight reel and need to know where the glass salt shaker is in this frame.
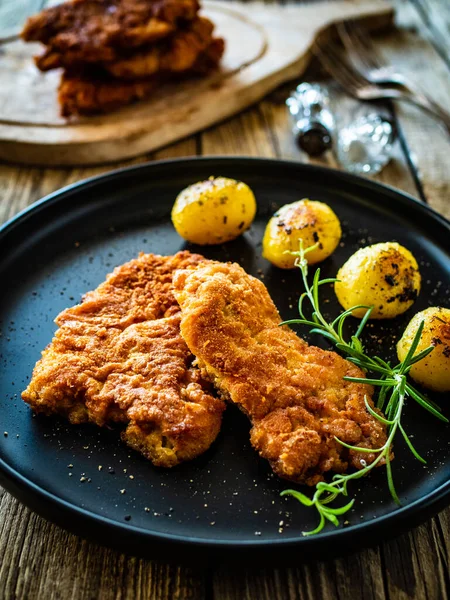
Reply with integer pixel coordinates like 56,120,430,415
335,113,396,175
286,83,334,156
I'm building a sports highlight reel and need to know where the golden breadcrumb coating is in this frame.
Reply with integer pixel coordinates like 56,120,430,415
58,71,159,116
105,17,215,78
189,37,225,75
173,261,388,485
21,0,224,116
21,0,200,60
36,16,215,75
22,251,225,467
57,35,224,116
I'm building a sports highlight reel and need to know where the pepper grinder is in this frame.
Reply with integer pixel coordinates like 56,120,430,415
286,83,334,156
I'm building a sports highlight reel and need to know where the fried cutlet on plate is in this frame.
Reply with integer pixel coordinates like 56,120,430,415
22,251,225,468
173,261,389,485
21,0,201,62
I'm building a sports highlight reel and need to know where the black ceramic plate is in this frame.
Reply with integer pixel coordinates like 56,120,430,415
1,158,449,564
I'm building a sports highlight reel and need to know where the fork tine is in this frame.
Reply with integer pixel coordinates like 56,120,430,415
313,40,354,89
345,21,384,70
350,22,384,69
313,37,368,95
337,22,378,73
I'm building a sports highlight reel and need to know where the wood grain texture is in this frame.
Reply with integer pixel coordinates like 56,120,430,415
0,0,393,166
0,0,450,598
213,547,390,599
371,0,450,219
0,492,205,600
409,0,450,70
0,137,207,600
0,493,205,600
201,21,449,599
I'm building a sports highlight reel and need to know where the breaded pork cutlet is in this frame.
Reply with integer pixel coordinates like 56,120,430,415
21,0,200,63
57,71,159,116
189,37,225,75
104,16,216,79
35,16,215,75
22,252,225,467
21,0,225,117
57,36,224,116
173,262,388,485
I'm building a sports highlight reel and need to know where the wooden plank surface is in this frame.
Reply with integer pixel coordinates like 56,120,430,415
409,0,450,70
0,0,449,598
0,0,393,165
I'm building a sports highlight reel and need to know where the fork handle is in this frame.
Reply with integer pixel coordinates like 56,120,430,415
401,93,450,135
390,75,450,134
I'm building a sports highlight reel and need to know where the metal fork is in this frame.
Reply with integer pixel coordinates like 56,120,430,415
338,21,450,130
313,36,450,134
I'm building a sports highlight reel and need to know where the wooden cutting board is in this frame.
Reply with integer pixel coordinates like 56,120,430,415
0,0,393,166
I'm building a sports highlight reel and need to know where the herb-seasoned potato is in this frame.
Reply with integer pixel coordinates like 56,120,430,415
397,307,450,392
171,177,256,245
262,199,342,268
334,242,421,319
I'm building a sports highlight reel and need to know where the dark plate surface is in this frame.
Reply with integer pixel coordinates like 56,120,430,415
0,158,449,564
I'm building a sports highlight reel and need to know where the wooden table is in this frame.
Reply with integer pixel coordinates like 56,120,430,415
1,0,449,597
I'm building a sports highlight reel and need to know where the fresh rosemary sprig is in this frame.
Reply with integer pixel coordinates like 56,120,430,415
280,242,448,536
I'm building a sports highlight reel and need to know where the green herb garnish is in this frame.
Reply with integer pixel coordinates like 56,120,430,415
280,243,448,536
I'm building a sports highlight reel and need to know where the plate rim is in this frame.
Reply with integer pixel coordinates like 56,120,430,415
2,157,450,239
1,156,449,559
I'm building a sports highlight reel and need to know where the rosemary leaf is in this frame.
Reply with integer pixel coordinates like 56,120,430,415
280,241,444,536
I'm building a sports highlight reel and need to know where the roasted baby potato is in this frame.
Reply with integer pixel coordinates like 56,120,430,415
171,177,256,245
262,199,342,268
334,242,421,319
397,307,450,392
